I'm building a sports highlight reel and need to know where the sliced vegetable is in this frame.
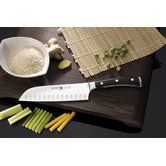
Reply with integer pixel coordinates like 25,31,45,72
25,108,40,128
38,113,53,134
0,104,23,120
54,54,63,61
58,59,72,70
45,113,67,129
49,114,69,132
22,107,38,127
35,112,50,133
116,66,121,72
32,110,47,131
57,111,76,132
8,107,32,125
28,109,43,130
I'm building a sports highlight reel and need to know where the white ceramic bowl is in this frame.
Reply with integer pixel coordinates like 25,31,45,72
0,37,50,78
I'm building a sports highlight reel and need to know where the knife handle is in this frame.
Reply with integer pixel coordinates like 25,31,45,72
95,76,142,89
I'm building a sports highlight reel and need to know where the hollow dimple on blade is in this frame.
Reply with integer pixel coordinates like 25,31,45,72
54,92,89,101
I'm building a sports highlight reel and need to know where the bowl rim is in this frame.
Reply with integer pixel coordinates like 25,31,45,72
0,36,50,78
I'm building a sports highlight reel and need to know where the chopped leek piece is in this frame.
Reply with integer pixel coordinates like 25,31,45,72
32,110,47,131
22,107,38,127
38,113,53,134
0,104,23,120
25,108,40,128
35,112,50,133
8,107,32,125
28,109,43,130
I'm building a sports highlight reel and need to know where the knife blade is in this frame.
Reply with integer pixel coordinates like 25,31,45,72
19,76,142,102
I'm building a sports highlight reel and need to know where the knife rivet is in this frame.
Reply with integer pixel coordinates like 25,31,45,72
115,79,119,82
131,78,134,81
100,82,103,85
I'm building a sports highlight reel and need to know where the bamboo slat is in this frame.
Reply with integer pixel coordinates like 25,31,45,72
60,27,166,78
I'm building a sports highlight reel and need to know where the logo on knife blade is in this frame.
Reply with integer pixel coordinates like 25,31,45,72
51,86,71,90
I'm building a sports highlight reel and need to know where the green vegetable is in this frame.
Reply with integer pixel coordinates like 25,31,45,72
116,66,121,72
126,40,130,45
54,54,63,61
113,54,119,60
119,51,126,57
103,49,110,57
114,49,119,55
25,108,40,128
22,107,38,127
38,113,53,134
122,47,128,53
111,48,116,54
98,40,131,61
99,52,105,59
31,110,47,131
8,107,32,125
121,44,126,48
0,104,23,120
35,112,50,133
28,109,43,130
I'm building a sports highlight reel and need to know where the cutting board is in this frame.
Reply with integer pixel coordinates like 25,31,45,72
0,27,154,128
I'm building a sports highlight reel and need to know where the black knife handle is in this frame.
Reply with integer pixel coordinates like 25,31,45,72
95,76,142,89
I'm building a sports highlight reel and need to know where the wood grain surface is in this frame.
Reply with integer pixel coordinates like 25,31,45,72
0,27,154,128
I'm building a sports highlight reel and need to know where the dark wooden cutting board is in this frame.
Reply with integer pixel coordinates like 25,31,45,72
0,27,154,128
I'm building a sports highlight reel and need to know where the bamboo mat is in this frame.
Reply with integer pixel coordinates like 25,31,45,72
60,27,166,78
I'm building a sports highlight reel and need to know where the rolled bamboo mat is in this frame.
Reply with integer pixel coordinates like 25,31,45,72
60,27,166,78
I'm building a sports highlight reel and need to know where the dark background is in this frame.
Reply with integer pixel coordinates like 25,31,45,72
0,27,165,138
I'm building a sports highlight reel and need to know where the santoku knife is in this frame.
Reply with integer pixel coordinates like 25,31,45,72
19,76,142,102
